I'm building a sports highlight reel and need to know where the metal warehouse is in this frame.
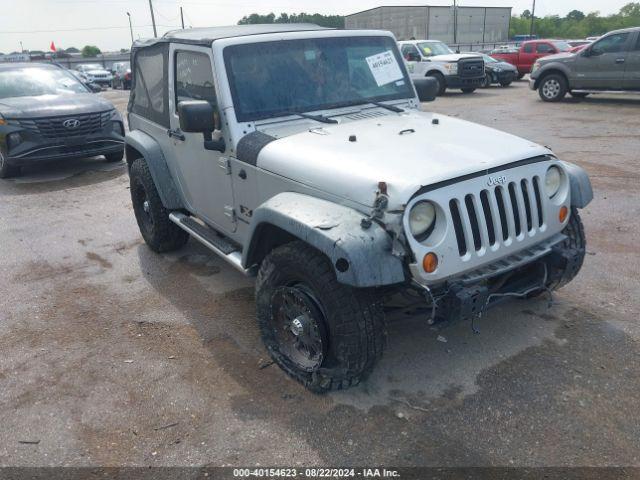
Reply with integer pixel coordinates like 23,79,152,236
345,5,512,44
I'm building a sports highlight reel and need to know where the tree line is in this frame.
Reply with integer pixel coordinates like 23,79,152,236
510,2,640,39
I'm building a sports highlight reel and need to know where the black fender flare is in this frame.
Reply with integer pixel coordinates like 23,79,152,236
125,130,184,210
243,193,406,287
561,161,593,208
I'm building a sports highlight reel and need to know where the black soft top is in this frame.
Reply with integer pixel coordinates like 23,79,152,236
132,23,329,50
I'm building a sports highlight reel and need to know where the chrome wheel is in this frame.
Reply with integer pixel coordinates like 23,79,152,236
542,79,561,99
269,285,327,372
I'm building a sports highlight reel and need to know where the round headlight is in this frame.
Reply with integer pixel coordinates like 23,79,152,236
409,201,436,238
545,166,562,198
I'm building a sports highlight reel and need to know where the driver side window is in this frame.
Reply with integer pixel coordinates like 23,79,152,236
592,33,630,54
175,51,218,108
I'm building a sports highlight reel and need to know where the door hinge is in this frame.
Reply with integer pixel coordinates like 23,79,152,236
218,157,231,174
224,205,236,222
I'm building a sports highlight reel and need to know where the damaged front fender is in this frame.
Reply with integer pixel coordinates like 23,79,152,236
243,192,407,287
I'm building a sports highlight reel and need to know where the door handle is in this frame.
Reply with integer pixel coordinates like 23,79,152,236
615,58,626,64
167,128,185,141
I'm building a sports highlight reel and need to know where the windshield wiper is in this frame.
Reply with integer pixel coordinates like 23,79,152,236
282,111,338,124
368,101,404,113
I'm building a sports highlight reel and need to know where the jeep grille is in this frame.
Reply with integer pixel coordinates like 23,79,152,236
449,177,545,257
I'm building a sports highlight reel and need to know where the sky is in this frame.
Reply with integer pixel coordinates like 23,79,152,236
0,0,633,53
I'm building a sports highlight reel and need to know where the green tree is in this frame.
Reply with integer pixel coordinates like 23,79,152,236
566,10,585,21
81,45,101,57
238,12,344,29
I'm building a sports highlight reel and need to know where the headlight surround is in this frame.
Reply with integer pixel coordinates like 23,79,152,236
545,166,562,198
444,62,458,75
409,201,436,239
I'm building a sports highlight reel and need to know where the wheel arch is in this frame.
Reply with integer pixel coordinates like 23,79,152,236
242,192,406,288
125,130,184,210
534,67,569,89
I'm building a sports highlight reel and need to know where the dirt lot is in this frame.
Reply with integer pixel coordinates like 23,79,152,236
1,81,639,467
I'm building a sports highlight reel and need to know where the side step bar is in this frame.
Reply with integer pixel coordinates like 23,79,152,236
169,212,252,275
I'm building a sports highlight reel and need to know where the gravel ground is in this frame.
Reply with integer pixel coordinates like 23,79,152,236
1,81,639,467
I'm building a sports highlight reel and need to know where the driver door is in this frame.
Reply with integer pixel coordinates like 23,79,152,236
167,44,236,233
573,32,631,89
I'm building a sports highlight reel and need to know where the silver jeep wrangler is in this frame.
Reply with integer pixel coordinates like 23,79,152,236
125,24,593,392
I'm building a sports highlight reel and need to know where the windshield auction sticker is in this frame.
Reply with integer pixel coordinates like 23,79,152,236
366,50,404,87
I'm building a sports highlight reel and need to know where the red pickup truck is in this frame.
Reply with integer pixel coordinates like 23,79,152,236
492,39,572,78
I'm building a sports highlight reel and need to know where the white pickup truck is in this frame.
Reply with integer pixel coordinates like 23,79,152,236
399,40,485,95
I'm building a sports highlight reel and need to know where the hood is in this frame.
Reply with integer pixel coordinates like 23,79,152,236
428,53,482,63
488,61,517,71
256,111,550,209
0,93,115,118
539,52,576,64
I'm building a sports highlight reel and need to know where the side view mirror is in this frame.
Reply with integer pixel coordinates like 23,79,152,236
413,77,438,102
406,53,421,62
177,100,226,152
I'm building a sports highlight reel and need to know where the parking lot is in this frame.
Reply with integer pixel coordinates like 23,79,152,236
1,80,639,467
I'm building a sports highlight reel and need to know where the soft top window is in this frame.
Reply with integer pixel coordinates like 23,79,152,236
130,43,169,127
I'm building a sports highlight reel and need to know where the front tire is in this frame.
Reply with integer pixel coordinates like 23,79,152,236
500,80,512,87
427,72,447,96
129,158,189,253
256,241,385,392
548,207,586,290
538,74,567,102
0,151,20,179
105,151,124,163
481,74,492,88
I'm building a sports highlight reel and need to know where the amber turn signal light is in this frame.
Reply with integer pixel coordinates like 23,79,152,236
559,206,568,223
422,252,438,273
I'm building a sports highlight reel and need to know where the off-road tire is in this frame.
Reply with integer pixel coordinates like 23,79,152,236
427,72,447,96
538,74,568,102
129,158,189,253
105,151,124,163
481,74,492,88
0,151,20,179
461,87,476,94
256,241,385,392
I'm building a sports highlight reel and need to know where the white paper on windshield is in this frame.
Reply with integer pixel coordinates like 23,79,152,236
366,50,404,87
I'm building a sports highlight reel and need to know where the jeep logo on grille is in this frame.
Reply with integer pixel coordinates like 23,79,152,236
487,175,507,186
62,118,81,129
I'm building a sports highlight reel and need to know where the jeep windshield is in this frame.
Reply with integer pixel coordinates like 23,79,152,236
417,41,453,57
224,36,414,122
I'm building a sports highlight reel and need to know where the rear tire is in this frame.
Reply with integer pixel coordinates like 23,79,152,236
461,87,476,93
256,241,385,392
129,158,189,253
427,72,447,96
500,81,512,87
538,74,568,102
0,152,20,179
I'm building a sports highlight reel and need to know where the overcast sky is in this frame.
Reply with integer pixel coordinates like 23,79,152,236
0,0,633,53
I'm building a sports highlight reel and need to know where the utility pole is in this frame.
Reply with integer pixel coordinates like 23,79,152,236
529,0,536,37
452,0,458,45
148,0,158,37
180,7,185,29
126,12,134,44
20,41,24,53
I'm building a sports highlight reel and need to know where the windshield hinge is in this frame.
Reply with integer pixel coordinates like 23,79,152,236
218,157,231,175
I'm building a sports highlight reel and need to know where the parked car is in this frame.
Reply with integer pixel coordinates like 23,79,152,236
530,27,640,101
76,63,113,87
67,69,102,92
492,39,572,79
125,24,592,392
0,63,125,178
474,54,518,87
111,62,132,89
399,40,485,94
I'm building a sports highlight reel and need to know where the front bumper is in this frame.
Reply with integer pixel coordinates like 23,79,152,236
4,126,124,166
493,70,517,84
445,75,485,88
